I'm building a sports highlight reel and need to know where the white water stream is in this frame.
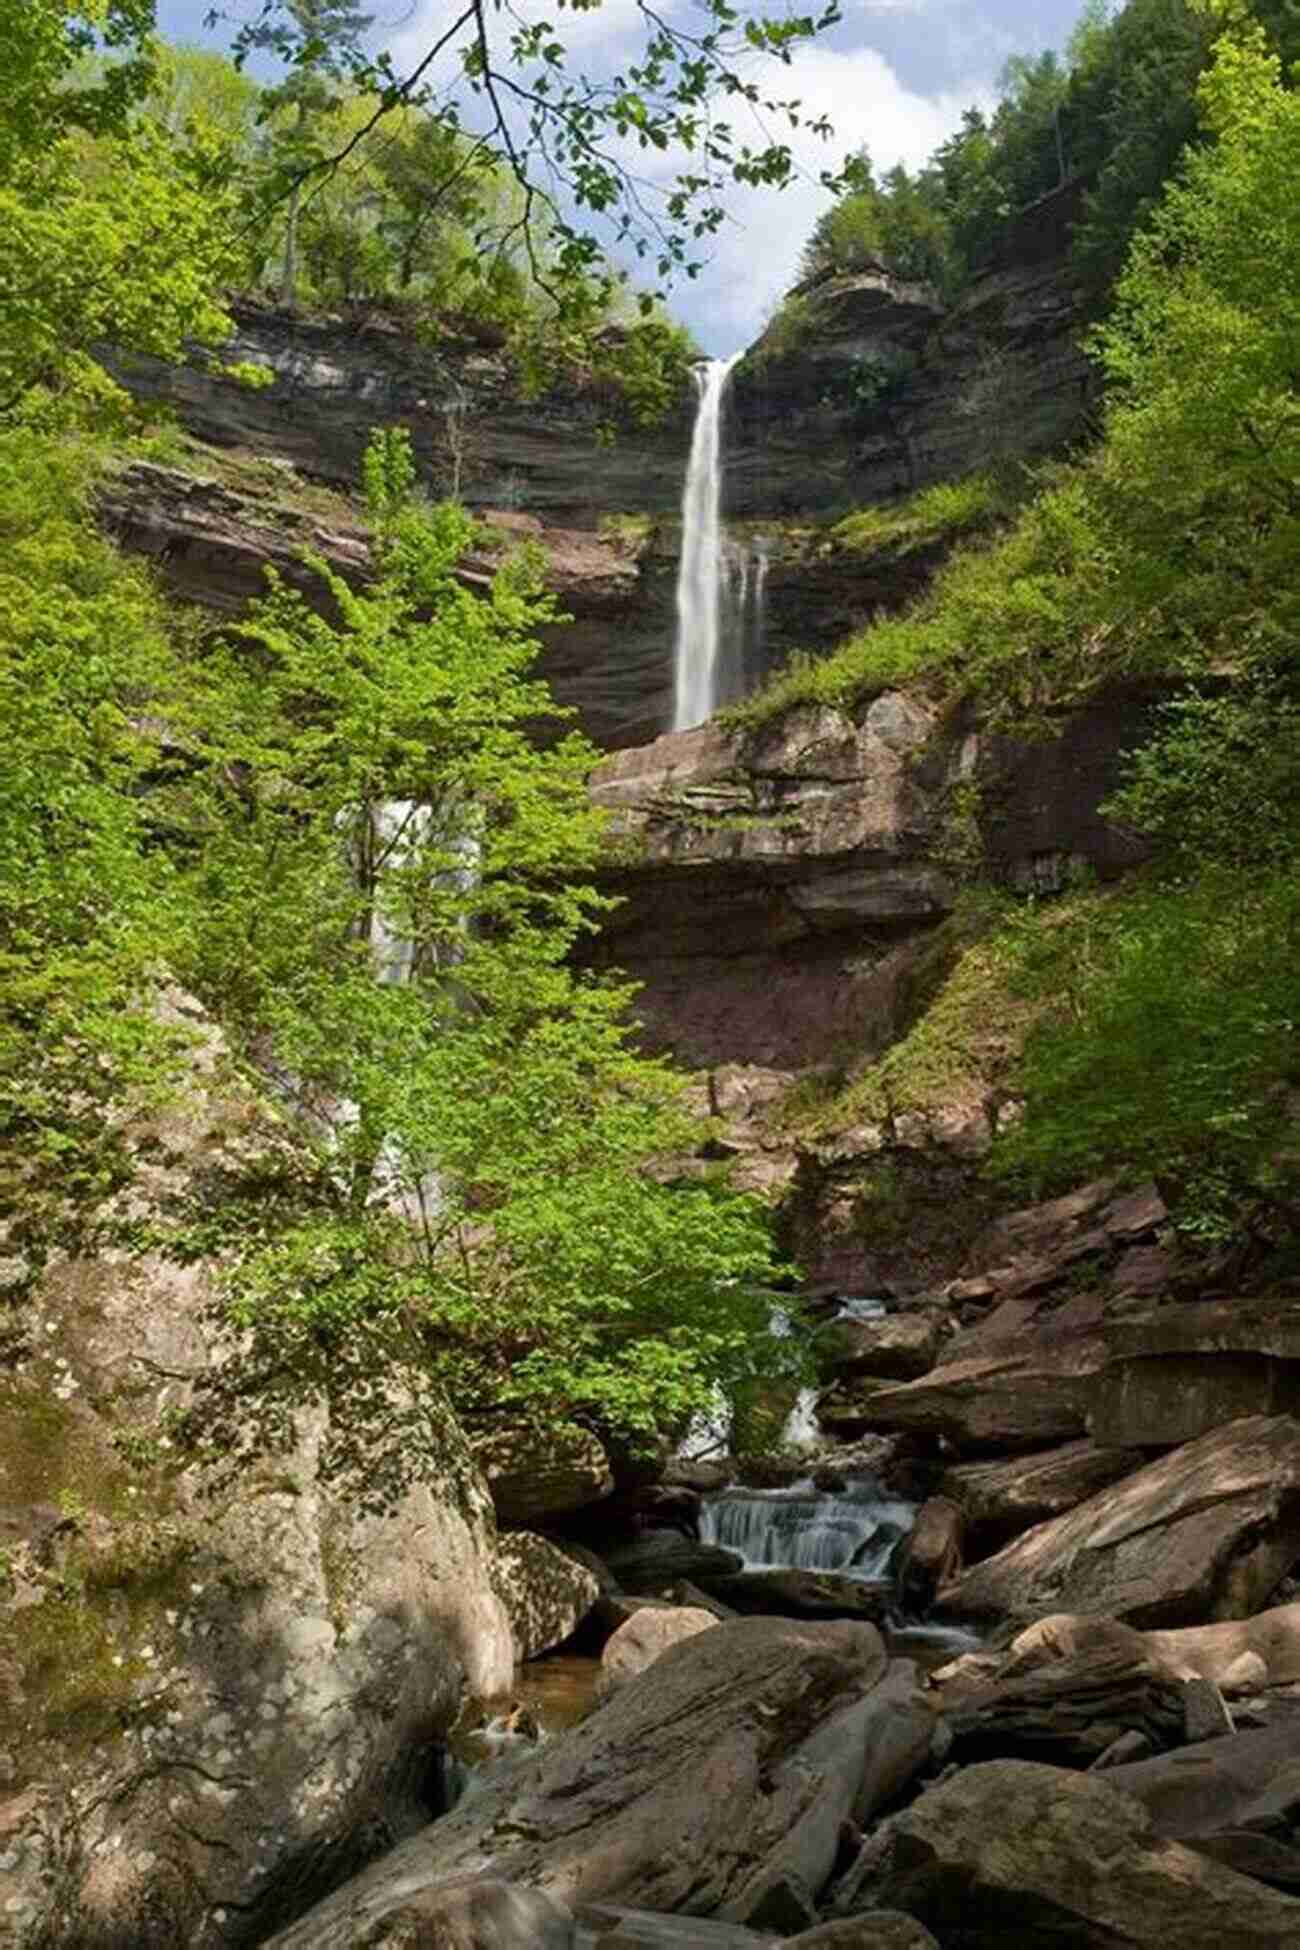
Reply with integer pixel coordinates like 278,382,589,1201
700,1478,916,1580
673,355,740,731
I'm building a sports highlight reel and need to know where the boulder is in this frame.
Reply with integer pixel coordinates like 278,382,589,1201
1183,1678,1234,1744
353,1878,574,1948
474,1423,614,1527
939,1439,1143,1556
850,1661,939,1825
591,1592,678,1639
818,1311,943,1385
861,1758,1300,1945
603,1532,745,1593
819,1350,1101,1455
1005,1602,1300,1694
1092,1298,1300,1449
942,1415,1300,1627
1191,1832,1300,1891
599,1607,719,1695
494,1532,601,1661
0,999,514,1950
1145,1599,1300,1690
697,1570,894,1622
894,1498,963,1615
1103,1715,1300,1839
664,1579,736,1620
959,1178,1168,1284
263,1618,890,1947
941,1629,1188,1766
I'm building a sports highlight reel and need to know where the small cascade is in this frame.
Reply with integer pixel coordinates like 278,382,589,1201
673,354,740,731
780,1387,821,1452
700,1478,915,1581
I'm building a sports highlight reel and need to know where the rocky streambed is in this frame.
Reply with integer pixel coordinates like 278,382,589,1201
248,1170,1300,1948
9,1057,1300,1950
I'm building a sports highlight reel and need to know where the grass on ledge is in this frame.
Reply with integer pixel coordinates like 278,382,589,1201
128,426,362,525
724,461,1112,733
797,888,1097,1141
825,471,1009,559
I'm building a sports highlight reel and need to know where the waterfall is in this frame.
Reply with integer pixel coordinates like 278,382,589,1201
673,355,740,732
700,1479,916,1581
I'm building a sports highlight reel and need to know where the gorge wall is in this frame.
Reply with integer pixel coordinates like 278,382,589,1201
101,187,1094,751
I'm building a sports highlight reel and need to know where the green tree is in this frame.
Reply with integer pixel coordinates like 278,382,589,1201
0,0,156,177
1066,0,1216,300
996,26,1300,1246
165,430,789,1495
1091,25,1300,665
0,431,196,1251
245,0,375,305
222,0,843,313
0,3,241,421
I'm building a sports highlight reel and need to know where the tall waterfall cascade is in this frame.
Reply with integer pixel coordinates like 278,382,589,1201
673,353,756,732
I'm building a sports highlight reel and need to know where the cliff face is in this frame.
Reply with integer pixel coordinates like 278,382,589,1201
105,300,696,522
103,208,1094,747
728,183,1096,518
586,692,1150,1073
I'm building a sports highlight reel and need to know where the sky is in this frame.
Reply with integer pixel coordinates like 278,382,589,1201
156,0,1086,354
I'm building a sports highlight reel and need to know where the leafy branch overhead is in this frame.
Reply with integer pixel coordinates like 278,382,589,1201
216,0,844,306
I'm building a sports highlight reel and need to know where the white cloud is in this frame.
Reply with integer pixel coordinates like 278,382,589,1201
607,40,986,350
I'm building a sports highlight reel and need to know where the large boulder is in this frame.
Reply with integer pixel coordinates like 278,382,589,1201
494,1533,601,1661
473,1423,615,1528
0,1007,514,1950
859,1759,1300,1945
1103,1715,1300,1849
1091,1298,1300,1449
939,1439,1143,1556
598,1607,719,1695
940,1619,1188,1766
818,1349,1102,1454
1145,1600,1300,1690
942,1415,1300,1627
817,1310,944,1386
849,1661,938,1825
263,1618,891,1947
